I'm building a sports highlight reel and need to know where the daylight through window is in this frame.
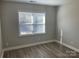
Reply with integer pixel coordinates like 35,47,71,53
19,12,45,36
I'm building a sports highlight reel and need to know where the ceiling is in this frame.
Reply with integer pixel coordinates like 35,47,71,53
3,0,65,6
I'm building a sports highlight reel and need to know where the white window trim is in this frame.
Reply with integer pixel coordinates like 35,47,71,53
19,32,46,37
18,12,46,36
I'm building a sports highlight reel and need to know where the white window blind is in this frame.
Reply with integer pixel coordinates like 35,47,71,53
18,12,45,36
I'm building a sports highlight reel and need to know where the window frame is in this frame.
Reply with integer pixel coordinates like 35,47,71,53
18,12,46,36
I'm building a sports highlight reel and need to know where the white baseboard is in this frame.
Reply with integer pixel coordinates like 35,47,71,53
3,40,56,51
56,40,79,53
3,40,79,57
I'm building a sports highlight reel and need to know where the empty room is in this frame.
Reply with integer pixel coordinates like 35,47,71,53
0,0,79,58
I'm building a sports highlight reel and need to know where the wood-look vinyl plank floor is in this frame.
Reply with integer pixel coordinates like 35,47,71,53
3,42,79,58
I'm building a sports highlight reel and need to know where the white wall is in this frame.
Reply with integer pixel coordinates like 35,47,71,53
58,0,79,49
0,19,2,58
1,2,57,48
0,2,2,57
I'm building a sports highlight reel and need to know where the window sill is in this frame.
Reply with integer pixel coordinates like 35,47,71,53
19,32,46,37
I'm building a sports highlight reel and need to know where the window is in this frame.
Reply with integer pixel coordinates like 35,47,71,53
18,12,45,36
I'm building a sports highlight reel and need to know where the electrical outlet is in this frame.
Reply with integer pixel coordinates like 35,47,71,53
6,42,9,46
70,41,74,44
